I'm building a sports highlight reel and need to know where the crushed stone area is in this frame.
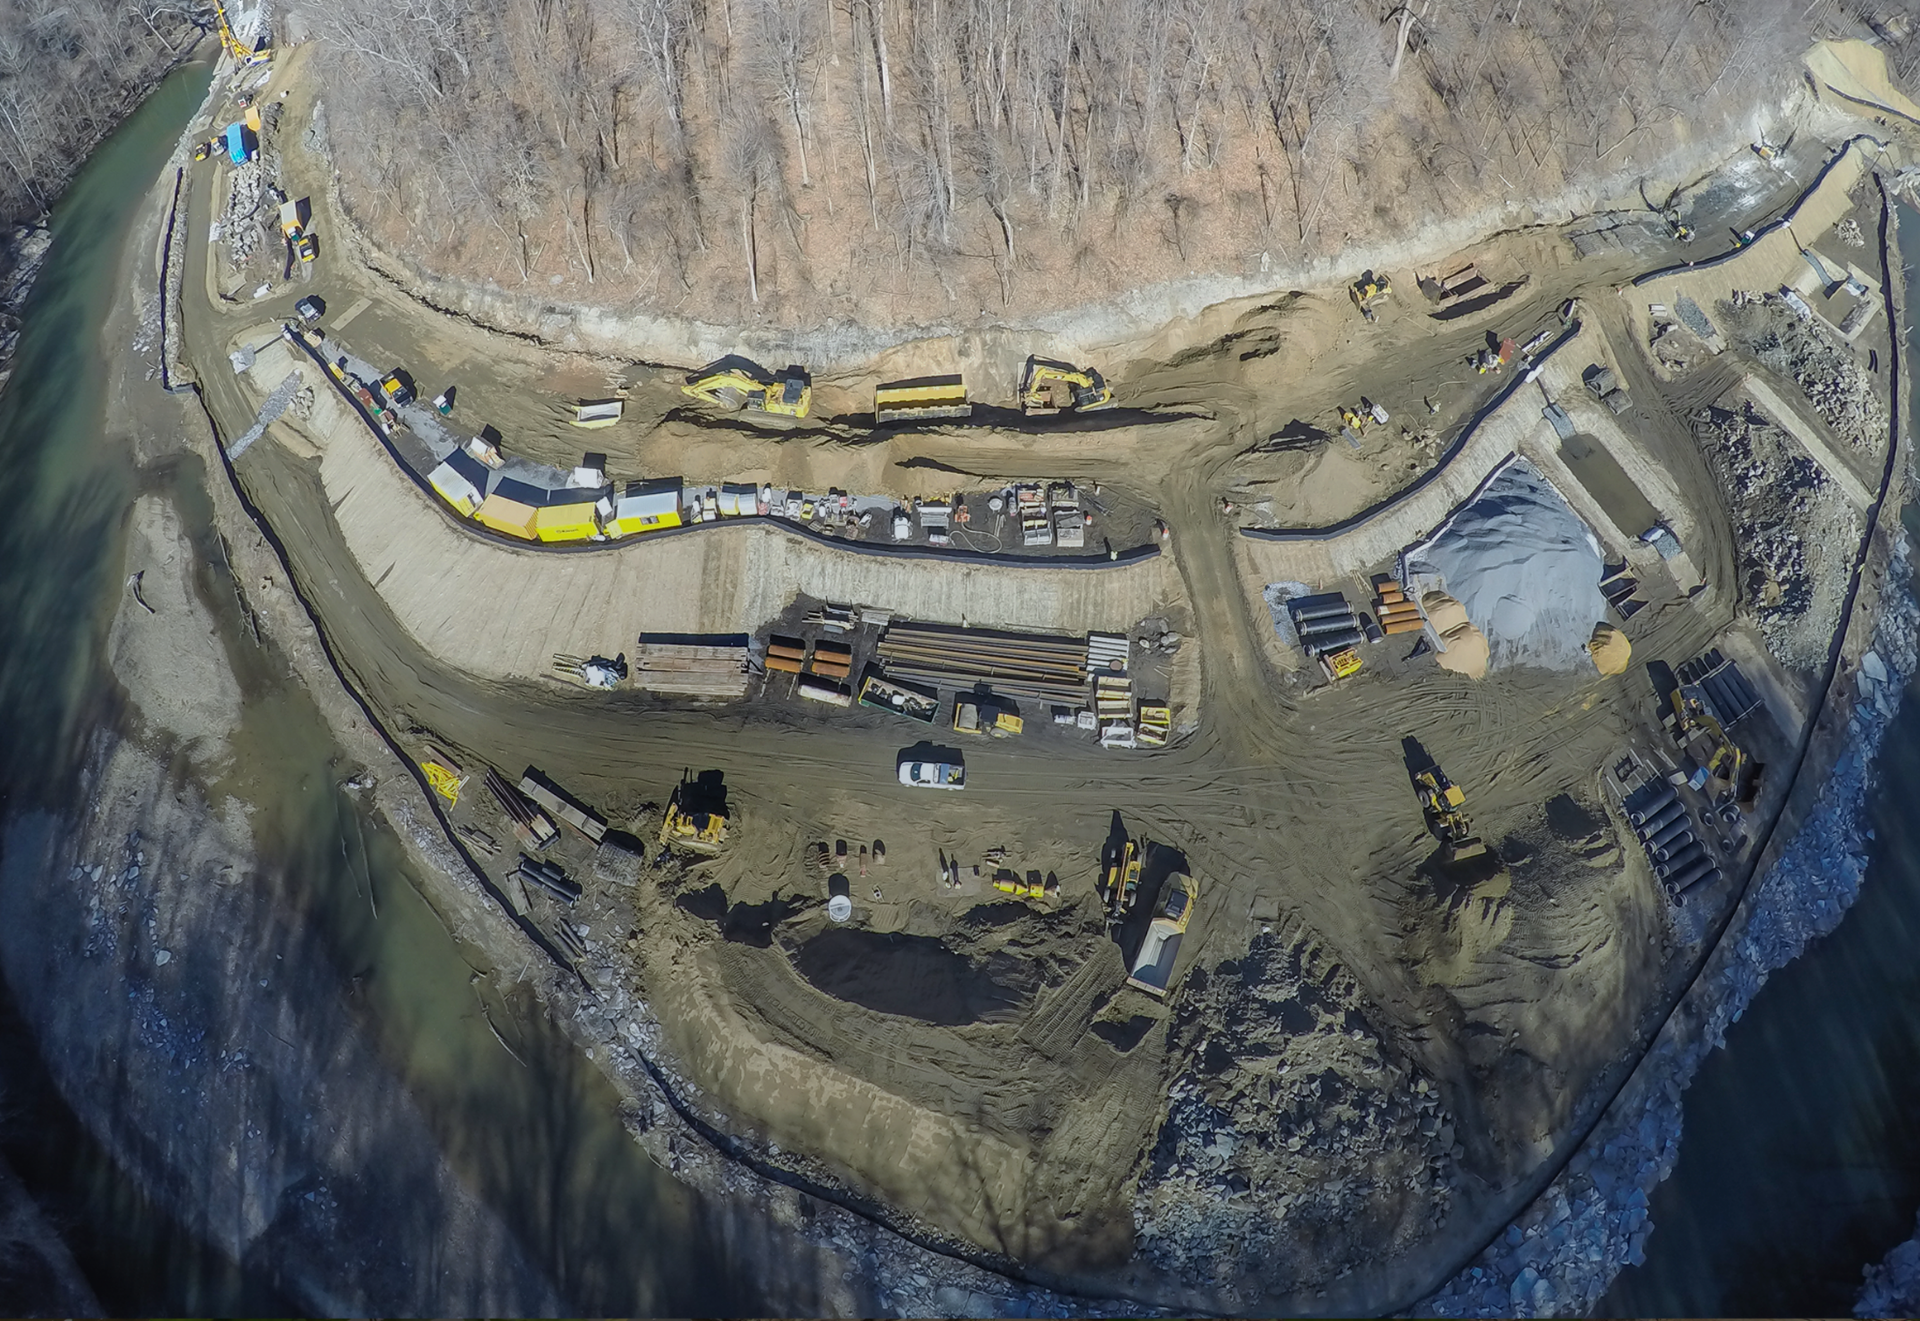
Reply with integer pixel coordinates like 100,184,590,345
1421,547,1920,1319
1402,459,1608,673
1132,934,1454,1298
1720,295,1888,456
1691,400,1859,671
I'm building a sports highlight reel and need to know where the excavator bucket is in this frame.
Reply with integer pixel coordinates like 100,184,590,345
1444,835,1488,863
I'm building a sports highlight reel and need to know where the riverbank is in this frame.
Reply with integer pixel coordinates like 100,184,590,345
1413,180,1919,1317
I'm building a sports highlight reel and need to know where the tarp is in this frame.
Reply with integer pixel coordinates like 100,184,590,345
474,493,540,540
532,502,601,542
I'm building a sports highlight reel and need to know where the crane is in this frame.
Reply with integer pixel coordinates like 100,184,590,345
212,0,271,67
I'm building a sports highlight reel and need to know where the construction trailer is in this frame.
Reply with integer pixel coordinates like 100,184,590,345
875,375,971,426
1018,356,1115,414
605,479,683,536
426,447,492,516
1126,871,1197,997
682,359,812,418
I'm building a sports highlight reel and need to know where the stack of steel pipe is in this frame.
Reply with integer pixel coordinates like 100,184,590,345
1374,582,1426,636
514,853,581,904
875,621,1090,703
1288,594,1363,657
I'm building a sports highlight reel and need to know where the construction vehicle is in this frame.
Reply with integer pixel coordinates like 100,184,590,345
1350,270,1392,322
660,781,729,854
1099,839,1144,924
1661,207,1694,243
681,358,811,418
1411,757,1487,862
953,697,1023,738
1018,356,1115,415
1324,646,1364,680
379,371,415,407
1125,870,1196,997
1660,671,1763,807
213,0,271,66
875,375,970,426
193,140,212,162
278,198,317,262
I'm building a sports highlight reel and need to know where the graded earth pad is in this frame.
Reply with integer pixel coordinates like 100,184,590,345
1404,459,1609,672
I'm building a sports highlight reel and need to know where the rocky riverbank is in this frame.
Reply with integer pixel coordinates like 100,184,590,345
0,222,53,390
1858,1205,1920,1316
1416,534,1920,1318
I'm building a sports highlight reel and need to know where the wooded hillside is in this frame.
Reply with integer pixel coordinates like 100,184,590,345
308,0,1834,329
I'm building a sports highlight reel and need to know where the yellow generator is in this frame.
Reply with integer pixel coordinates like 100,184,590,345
682,358,812,418
1018,356,1115,415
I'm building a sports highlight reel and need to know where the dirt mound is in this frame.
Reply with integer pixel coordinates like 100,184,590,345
1424,592,1492,681
788,929,1032,1026
1588,622,1632,676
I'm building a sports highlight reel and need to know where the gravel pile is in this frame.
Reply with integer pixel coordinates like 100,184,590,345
1692,400,1859,670
1859,1206,1920,1317
1132,934,1454,1298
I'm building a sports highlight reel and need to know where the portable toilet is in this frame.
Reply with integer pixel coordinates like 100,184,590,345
224,123,249,164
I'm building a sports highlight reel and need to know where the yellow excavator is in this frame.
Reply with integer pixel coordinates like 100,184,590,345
682,358,811,418
1664,679,1762,806
1018,356,1115,415
213,0,271,66
1350,270,1392,322
1411,758,1487,862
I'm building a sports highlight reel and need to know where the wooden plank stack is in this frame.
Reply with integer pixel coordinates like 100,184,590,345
631,639,751,698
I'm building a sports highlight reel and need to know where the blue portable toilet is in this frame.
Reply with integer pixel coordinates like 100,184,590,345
224,123,248,164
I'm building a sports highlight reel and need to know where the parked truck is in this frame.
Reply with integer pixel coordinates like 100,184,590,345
278,198,317,262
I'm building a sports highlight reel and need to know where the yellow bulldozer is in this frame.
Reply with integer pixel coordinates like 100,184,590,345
1018,356,1115,415
682,357,812,418
1411,759,1487,862
659,781,728,855
1350,270,1392,322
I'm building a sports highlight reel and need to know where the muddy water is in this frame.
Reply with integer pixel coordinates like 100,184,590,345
0,63,759,1315
1600,208,1920,1313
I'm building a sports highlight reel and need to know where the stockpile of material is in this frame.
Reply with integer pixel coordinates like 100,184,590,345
1423,591,1490,680
1623,779,1720,903
1588,622,1632,676
1374,581,1425,635
876,621,1089,703
1403,458,1608,672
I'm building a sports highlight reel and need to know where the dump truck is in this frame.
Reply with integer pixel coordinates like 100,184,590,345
660,782,728,854
1411,757,1486,862
682,359,811,418
1350,270,1392,321
278,198,316,261
875,375,970,426
379,371,415,407
1125,870,1196,997
1018,356,1115,415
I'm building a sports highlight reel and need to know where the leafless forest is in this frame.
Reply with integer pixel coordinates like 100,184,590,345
305,0,1860,327
0,0,192,225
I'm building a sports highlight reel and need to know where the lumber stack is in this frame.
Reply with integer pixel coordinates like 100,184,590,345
631,640,751,698
875,621,1089,704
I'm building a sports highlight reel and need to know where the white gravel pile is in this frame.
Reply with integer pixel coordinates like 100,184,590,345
1403,458,1608,673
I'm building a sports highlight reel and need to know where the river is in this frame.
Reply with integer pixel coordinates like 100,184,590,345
1602,207,1920,1313
0,60,762,1317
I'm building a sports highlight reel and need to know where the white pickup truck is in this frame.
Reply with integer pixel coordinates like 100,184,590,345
898,759,964,790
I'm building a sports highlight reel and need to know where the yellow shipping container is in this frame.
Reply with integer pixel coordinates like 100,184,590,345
474,493,540,540
532,501,601,542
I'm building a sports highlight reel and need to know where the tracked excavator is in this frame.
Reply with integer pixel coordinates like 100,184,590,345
1410,757,1487,862
1018,356,1115,415
681,358,812,418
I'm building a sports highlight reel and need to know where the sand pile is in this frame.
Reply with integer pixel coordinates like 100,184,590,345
1405,459,1608,672
1424,590,1490,680
1588,622,1631,676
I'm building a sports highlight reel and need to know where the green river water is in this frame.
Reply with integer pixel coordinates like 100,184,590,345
0,61,759,1317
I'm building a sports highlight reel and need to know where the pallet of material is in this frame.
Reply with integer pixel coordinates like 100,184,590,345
518,768,608,843
765,654,803,674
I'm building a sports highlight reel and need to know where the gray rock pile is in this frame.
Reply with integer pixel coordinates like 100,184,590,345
1725,294,1888,455
1692,399,1859,670
1133,934,1454,1297
1858,1205,1920,1317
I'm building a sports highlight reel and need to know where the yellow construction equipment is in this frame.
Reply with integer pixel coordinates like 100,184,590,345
1325,647,1364,680
213,0,271,65
1125,870,1196,997
1663,677,1762,806
1411,757,1486,862
420,761,462,806
681,358,812,418
875,374,971,426
1018,355,1115,415
659,794,728,855
1350,270,1392,322
1099,839,1144,924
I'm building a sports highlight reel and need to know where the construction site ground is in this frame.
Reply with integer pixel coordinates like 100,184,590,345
176,43,1911,1315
